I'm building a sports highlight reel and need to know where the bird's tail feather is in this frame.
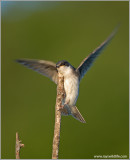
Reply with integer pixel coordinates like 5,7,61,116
71,106,86,123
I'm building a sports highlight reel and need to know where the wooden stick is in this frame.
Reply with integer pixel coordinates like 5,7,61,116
52,73,65,159
16,132,24,159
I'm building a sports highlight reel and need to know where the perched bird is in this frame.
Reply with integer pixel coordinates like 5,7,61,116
16,27,118,123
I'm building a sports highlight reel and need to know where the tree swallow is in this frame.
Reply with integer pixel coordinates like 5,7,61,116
16,27,118,123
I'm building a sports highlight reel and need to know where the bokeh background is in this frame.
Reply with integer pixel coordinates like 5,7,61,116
1,1,129,159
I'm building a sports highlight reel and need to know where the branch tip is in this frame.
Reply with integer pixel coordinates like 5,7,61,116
16,132,24,159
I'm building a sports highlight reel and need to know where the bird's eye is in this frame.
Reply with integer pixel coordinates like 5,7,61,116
60,63,65,66
63,62,66,65
59,61,68,67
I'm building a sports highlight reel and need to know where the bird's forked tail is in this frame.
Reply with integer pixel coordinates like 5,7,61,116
70,106,86,123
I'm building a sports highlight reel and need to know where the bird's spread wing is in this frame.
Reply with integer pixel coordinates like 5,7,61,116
16,59,58,84
76,27,119,81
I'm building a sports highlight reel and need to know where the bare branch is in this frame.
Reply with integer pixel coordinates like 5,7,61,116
16,132,24,159
52,73,65,159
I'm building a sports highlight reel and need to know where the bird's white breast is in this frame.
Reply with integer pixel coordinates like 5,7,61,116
64,74,79,106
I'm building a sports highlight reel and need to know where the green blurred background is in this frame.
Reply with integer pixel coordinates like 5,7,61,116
1,1,129,159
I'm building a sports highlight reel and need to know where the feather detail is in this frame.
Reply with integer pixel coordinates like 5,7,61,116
16,59,58,84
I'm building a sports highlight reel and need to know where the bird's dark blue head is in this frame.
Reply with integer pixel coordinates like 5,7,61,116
56,60,70,68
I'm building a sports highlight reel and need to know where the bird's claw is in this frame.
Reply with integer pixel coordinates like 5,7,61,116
58,105,64,111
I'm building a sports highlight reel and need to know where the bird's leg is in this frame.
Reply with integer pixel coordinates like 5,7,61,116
59,105,64,110
64,100,70,106
62,91,66,99
60,100,70,109
58,99,69,111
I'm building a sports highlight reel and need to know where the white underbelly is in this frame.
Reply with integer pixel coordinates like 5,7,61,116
64,76,79,106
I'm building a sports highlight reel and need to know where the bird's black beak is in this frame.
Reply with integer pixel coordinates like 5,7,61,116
56,65,59,68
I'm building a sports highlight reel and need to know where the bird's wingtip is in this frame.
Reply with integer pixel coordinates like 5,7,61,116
15,59,20,63
15,59,26,64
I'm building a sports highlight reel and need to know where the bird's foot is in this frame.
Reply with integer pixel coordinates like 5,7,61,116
58,105,64,111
